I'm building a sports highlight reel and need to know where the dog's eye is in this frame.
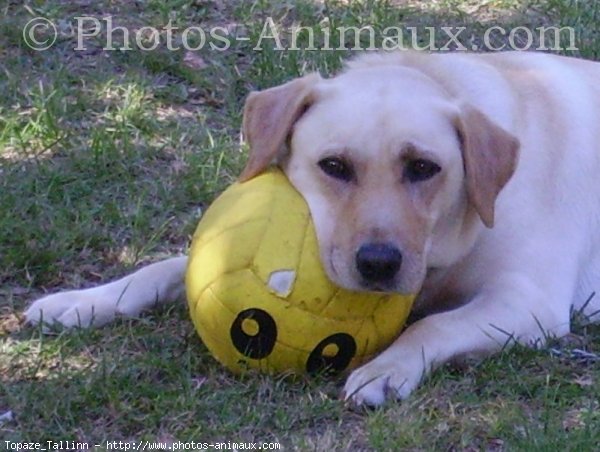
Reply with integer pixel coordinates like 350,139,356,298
404,159,441,183
318,157,354,182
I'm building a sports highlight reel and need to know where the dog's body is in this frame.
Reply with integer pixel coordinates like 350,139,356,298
26,51,600,405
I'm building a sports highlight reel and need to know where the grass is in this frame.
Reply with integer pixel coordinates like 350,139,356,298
1,0,600,449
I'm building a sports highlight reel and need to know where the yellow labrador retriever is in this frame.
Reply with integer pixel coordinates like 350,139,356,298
26,51,600,406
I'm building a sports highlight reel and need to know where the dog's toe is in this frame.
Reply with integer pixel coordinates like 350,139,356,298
25,291,115,329
343,357,423,406
25,293,76,326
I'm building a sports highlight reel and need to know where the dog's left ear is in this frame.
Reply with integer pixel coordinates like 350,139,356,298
455,105,520,228
240,73,322,181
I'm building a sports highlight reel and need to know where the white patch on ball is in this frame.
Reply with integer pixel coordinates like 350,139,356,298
268,270,296,296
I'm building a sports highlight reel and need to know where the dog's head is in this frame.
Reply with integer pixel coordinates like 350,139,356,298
240,61,519,294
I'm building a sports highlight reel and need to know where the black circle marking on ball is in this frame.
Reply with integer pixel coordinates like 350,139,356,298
230,308,277,359
306,333,357,375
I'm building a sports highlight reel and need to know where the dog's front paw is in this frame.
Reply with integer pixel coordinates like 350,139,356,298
343,355,424,406
25,290,116,329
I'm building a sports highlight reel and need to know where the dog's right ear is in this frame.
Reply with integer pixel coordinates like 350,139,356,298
240,73,321,181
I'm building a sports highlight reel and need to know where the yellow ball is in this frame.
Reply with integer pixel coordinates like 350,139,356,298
186,168,415,375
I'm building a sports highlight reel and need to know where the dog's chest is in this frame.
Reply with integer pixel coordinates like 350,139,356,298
413,263,477,316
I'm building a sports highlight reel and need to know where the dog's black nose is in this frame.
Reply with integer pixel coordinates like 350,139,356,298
355,243,402,284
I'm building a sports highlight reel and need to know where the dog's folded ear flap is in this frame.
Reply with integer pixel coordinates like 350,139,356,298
455,105,520,228
240,73,321,181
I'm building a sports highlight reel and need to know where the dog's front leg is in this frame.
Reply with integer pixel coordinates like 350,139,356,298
25,256,188,329
344,273,572,406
